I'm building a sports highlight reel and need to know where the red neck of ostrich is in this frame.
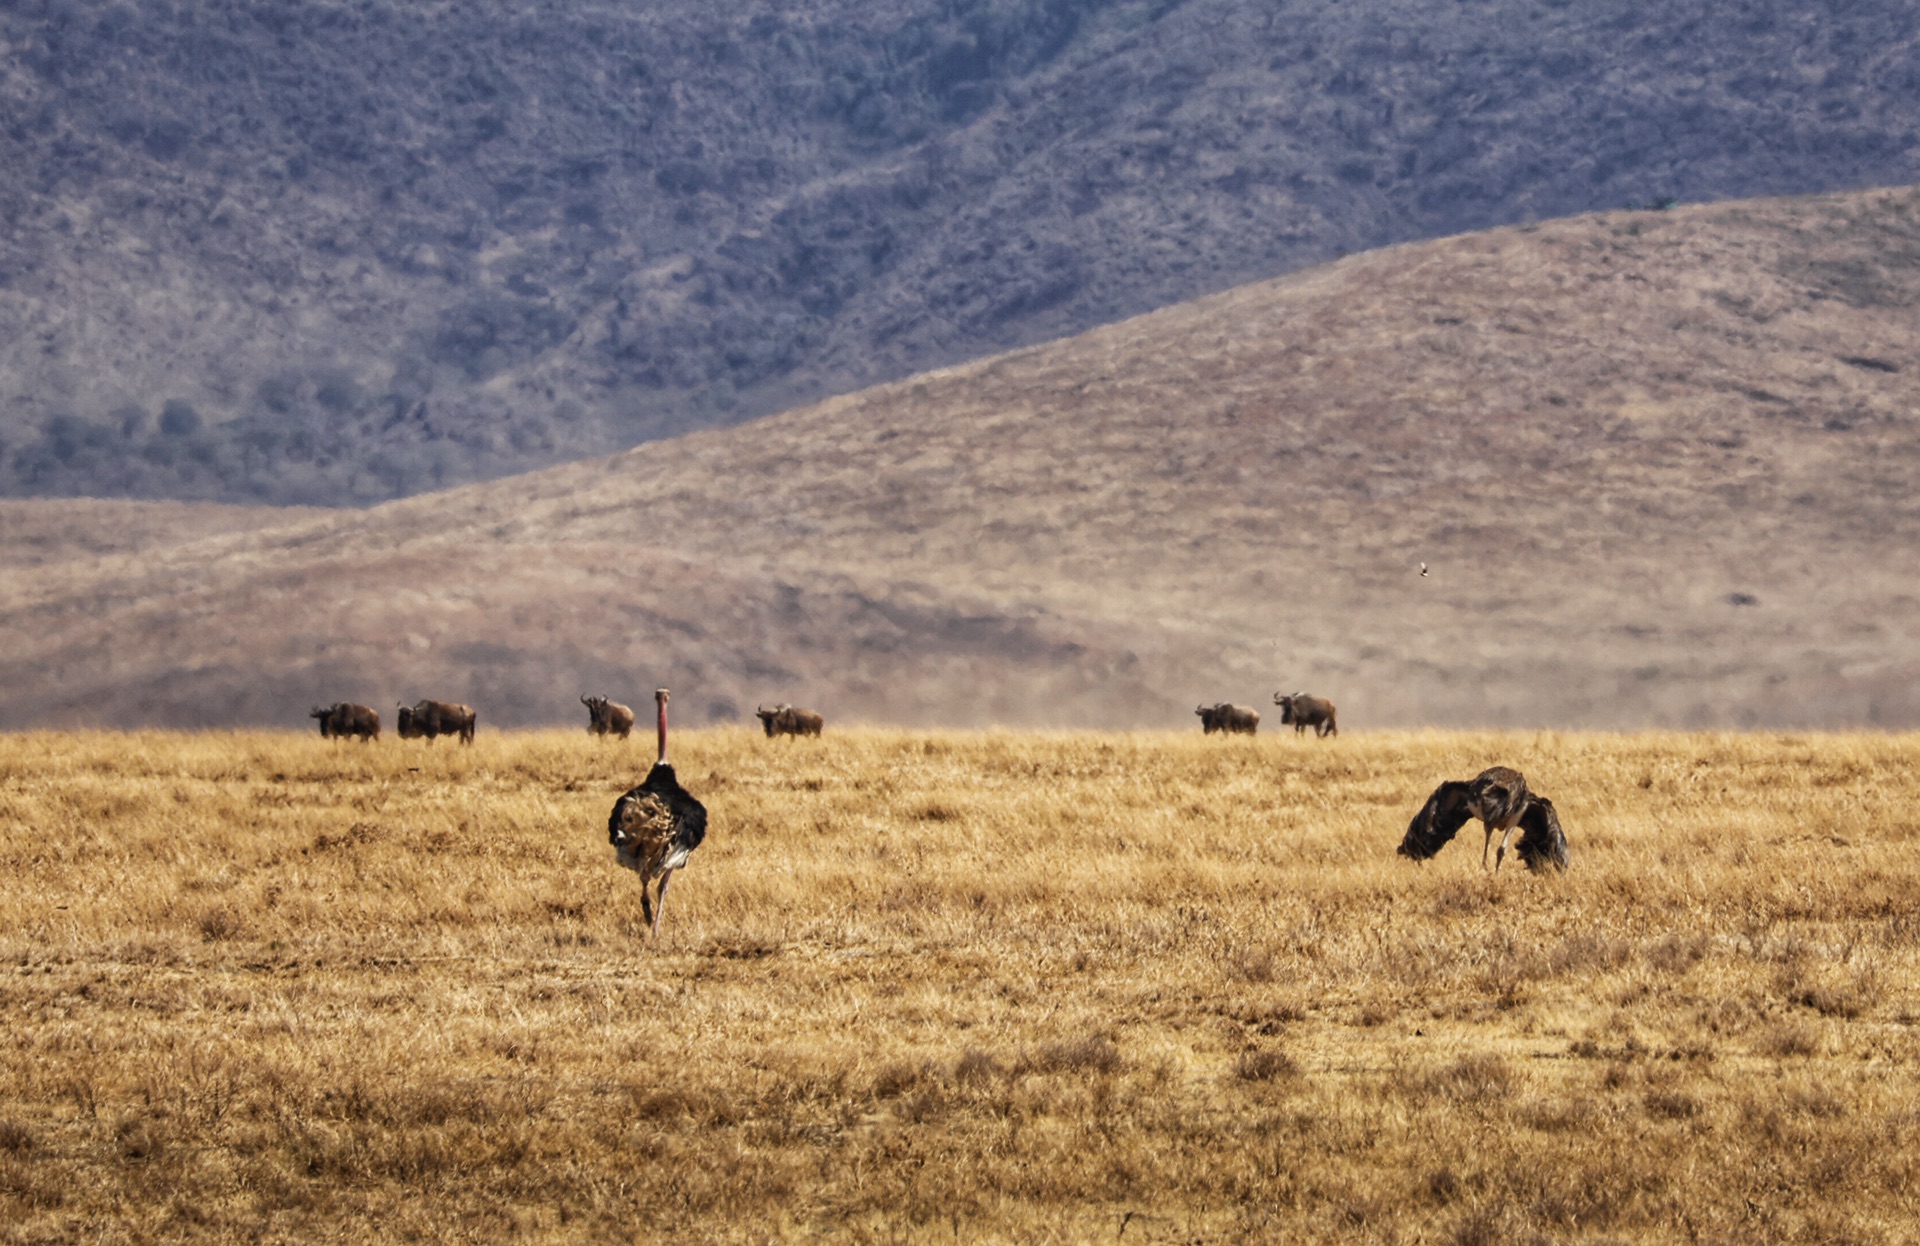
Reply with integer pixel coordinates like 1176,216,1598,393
655,688,670,765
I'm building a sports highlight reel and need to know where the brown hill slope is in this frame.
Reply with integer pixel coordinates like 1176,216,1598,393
5,188,1920,729
0,498,326,572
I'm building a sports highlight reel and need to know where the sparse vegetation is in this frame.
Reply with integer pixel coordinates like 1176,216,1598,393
6,1,1920,503
3,727,1918,1241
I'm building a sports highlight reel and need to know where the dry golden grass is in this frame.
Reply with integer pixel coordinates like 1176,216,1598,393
4,728,1920,1242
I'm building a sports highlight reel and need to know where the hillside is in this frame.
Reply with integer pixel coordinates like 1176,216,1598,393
5,0,1920,504
3,188,1919,730
0,497,325,572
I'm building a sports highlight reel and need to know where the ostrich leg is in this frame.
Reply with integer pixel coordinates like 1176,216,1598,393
1489,818,1520,872
650,868,676,938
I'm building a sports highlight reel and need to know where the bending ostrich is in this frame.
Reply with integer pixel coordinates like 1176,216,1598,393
607,688,709,937
1397,766,1570,873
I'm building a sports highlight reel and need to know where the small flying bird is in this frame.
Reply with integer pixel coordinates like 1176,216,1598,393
1396,766,1570,873
1419,562,1429,577
608,688,709,937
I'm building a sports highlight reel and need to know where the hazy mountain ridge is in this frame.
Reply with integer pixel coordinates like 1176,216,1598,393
5,0,1920,504
3,188,1917,730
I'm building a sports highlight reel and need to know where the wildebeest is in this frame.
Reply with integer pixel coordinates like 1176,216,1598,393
1272,692,1338,738
396,699,477,745
1195,703,1260,735
755,703,824,737
310,702,380,742
1397,766,1570,873
581,694,636,739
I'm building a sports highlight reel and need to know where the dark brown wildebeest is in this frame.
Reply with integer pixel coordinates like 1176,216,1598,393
310,702,380,742
1195,703,1260,735
1397,765,1570,873
581,695,636,739
755,703,824,737
1272,692,1338,738
396,699,477,744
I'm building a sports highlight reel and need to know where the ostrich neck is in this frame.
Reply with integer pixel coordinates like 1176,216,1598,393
656,699,669,765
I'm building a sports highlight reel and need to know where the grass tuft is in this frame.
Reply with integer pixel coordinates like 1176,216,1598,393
1233,1048,1299,1083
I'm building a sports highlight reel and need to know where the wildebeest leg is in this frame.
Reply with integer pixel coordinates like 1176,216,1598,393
650,868,676,938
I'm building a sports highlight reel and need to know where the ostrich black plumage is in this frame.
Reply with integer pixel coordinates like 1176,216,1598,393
1397,766,1570,873
608,688,708,937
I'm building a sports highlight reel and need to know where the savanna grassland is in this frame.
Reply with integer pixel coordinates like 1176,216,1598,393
3,727,1919,1243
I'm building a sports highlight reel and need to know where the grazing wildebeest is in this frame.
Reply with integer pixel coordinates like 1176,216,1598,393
755,703,824,737
581,695,636,739
1195,703,1260,735
1272,692,1338,738
396,699,477,745
1397,766,1570,873
310,702,380,742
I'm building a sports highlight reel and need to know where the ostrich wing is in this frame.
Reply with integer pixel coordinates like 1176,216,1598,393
1513,795,1570,873
1398,781,1475,860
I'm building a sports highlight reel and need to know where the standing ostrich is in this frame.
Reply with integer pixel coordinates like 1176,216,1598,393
1397,766,1570,873
607,688,709,937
